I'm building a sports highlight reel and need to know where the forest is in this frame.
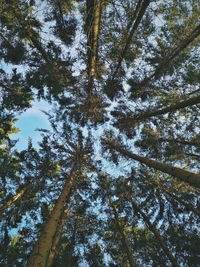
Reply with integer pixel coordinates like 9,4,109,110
0,0,200,266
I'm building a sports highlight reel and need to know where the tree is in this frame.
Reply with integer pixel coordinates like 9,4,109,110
1,0,200,266
103,138,200,188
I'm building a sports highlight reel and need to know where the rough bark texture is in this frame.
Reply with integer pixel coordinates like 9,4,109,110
86,0,102,91
27,170,77,267
104,140,200,188
45,205,71,266
131,200,179,267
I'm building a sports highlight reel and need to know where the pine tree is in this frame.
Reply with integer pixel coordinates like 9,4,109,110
0,0,200,266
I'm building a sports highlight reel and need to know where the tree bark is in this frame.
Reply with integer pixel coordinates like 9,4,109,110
45,209,68,267
130,200,179,267
45,191,72,267
0,185,28,218
86,0,102,92
27,169,77,267
104,140,200,188
133,94,200,121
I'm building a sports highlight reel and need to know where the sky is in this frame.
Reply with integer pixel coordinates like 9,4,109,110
13,100,51,151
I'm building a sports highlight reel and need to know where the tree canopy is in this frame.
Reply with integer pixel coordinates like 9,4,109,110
0,0,200,266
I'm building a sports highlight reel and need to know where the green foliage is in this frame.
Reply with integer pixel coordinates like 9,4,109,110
0,0,200,266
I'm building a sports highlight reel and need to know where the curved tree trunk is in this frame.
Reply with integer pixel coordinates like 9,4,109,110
104,140,200,188
130,200,179,267
27,169,77,267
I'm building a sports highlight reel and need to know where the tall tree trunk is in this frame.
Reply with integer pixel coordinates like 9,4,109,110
0,185,29,218
130,200,179,267
104,140,200,188
113,95,200,127
112,0,151,80
45,208,69,267
108,197,136,267
27,169,77,267
45,189,73,267
132,94,200,121
86,0,102,92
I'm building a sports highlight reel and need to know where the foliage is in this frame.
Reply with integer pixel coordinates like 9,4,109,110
0,0,200,266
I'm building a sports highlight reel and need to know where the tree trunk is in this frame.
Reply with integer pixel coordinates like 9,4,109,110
27,169,77,267
130,200,179,267
86,0,102,92
112,0,151,80
133,94,200,121
136,24,200,89
109,197,136,267
45,190,72,267
104,140,200,188
0,185,28,218
45,209,68,267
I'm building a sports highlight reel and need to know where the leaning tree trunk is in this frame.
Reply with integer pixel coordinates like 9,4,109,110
113,95,200,129
108,197,136,267
136,23,200,89
45,189,73,267
0,184,29,218
27,169,77,267
104,140,200,188
133,94,200,121
45,209,68,267
130,200,179,267
111,0,151,80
